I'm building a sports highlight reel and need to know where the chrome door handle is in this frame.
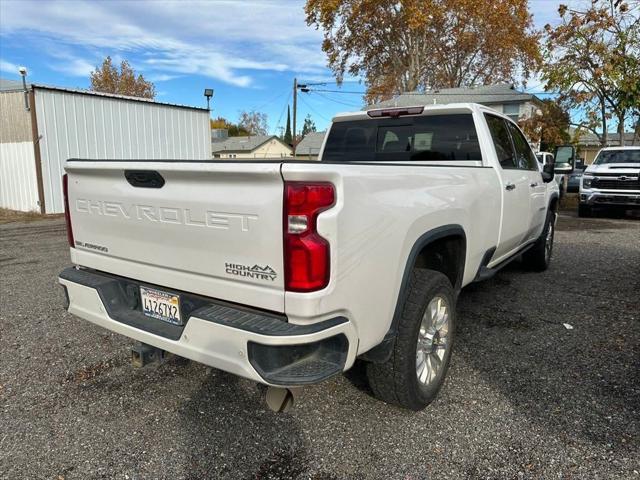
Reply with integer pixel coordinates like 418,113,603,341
505,183,516,191
530,182,538,188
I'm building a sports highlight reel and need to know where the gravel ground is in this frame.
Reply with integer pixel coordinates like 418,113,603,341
1,212,638,479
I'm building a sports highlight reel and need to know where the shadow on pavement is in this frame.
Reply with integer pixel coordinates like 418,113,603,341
455,228,639,455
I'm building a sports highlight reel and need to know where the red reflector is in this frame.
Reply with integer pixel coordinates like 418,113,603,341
284,182,335,292
367,106,424,118
62,174,75,248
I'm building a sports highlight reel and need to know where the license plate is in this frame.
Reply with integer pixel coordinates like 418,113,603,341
140,286,182,325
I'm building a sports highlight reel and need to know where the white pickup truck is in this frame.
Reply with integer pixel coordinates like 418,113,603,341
579,146,640,217
59,104,565,410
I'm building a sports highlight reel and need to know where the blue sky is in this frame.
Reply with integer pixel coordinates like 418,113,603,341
0,0,576,134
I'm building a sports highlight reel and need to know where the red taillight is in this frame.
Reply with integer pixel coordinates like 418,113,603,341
62,174,74,248
284,182,335,292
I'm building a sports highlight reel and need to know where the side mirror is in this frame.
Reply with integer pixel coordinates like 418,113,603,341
553,145,575,173
542,162,555,183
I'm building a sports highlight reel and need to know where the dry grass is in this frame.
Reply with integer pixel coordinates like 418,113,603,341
0,208,63,225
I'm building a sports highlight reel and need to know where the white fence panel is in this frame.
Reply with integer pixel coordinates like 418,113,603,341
0,141,39,212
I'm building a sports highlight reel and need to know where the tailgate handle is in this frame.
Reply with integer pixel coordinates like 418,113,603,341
124,170,165,189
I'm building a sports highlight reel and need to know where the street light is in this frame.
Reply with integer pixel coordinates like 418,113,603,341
204,88,214,110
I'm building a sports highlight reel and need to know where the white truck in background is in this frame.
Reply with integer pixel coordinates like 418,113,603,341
536,151,566,198
579,146,640,217
59,103,566,411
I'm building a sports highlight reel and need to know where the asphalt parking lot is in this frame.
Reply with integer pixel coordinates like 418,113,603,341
1,211,639,479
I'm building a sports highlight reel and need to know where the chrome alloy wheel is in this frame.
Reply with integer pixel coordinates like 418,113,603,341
545,220,554,262
416,295,450,386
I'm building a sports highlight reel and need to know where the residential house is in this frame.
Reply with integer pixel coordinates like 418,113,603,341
211,135,292,159
369,83,542,126
571,130,638,164
295,131,326,160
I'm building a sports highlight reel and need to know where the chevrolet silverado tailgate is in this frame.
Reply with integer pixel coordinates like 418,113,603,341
65,161,285,312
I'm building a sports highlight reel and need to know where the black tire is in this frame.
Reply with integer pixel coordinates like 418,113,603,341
366,269,455,410
578,204,592,218
522,209,555,271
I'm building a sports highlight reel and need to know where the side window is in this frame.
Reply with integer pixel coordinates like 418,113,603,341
485,114,516,169
507,123,538,171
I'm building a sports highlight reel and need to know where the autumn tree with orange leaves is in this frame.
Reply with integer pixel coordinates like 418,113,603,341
305,0,541,103
542,1,640,146
90,56,156,99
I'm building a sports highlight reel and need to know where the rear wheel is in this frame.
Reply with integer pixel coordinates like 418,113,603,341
523,209,555,271
578,204,592,217
366,269,455,410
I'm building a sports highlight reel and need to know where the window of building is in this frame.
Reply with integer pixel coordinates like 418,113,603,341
503,104,520,122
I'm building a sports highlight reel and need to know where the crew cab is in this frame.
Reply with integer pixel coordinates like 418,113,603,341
579,146,640,217
59,104,564,410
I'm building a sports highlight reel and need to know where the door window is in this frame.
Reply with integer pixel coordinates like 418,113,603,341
485,114,516,169
507,123,538,171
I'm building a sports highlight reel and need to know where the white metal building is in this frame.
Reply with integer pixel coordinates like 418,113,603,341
0,80,210,213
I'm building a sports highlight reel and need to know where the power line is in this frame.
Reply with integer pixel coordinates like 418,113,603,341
271,90,292,136
310,90,364,108
305,88,559,96
298,93,332,122
251,87,291,112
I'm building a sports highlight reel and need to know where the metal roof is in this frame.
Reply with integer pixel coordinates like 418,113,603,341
295,131,326,156
31,84,208,111
369,84,536,109
0,78,207,111
211,135,291,153
0,78,30,92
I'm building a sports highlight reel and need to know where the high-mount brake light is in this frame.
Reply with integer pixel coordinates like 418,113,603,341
367,106,424,118
283,182,335,292
62,174,75,248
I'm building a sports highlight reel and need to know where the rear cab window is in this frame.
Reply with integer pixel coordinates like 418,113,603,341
322,114,482,162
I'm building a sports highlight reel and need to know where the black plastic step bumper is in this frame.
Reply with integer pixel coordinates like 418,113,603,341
59,267,350,385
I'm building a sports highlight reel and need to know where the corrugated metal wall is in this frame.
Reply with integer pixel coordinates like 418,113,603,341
0,142,39,212
34,88,211,213
0,91,40,212
0,91,33,143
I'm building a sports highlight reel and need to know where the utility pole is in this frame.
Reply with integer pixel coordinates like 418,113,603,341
292,77,297,155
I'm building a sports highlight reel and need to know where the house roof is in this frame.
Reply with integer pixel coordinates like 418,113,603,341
369,84,537,109
295,131,326,156
211,135,291,153
0,77,207,111
570,128,638,146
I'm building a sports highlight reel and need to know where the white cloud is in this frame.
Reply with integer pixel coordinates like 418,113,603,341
0,0,327,86
0,59,20,74
147,73,181,82
50,57,95,77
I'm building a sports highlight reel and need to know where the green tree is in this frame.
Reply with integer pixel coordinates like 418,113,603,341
301,114,317,137
283,105,292,144
90,56,155,99
541,1,640,146
305,0,540,103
